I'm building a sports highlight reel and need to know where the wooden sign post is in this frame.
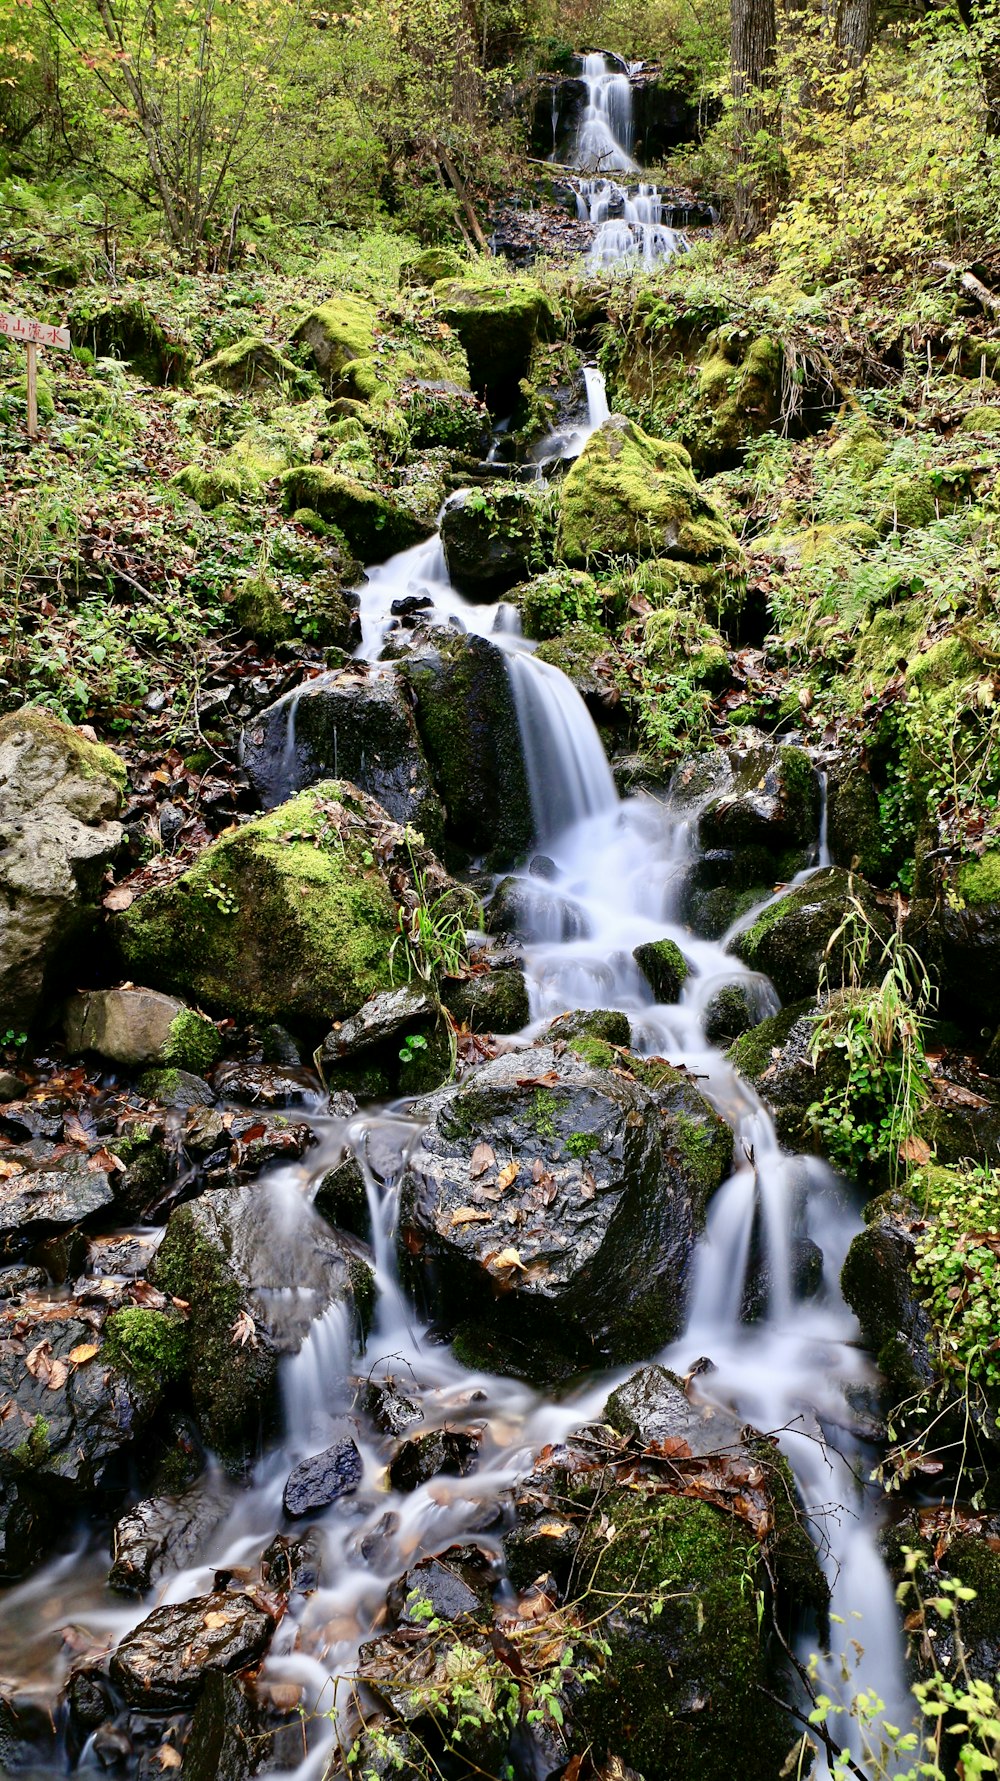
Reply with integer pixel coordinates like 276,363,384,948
0,311,71,439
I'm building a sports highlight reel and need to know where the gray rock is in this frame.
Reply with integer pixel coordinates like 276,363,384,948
282,1438,363,1517
672,733,820,856
110,1592,275,1707
64,986,187,1067
357,1378,422,1438
604,1364,745,1457
314,1152,370,1240
0,709,124,1028
397,1044,733,1380
212,1061,319,1107
0,1074,23,1105
320,985,439,1064
139,1067,215,1108
0,1157,114,1252
241,668,444,851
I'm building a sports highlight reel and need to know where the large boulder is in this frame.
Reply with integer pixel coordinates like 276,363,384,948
0,709,125,1029
152,1182,372,1465
432,277,554,408
557,416,737,570
397,1043,732,1380
280,467,430,560
908,850,1000,1026
116,783,424,1027
63,986,220,1072
401,632,533,862
240,667,445,849
730,867,889,1004
440,487,542,596
0,1155,114,1256
110,1592,275,1707
154,1182,372,1460
291,296,377,386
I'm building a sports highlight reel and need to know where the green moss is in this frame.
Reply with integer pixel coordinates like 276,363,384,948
0,706,126,797
104,1308,188,1388
566,1130,599,1158
728,1002,805,1081
163,1009,222,1073
280,466,428,558
198,335,303,394
400,247,467,287
565,1035,618,1070
824,423,889,485
558,416,737,571
510,569,605,641
633,937,689,1001
117,783,400,1024
293,297,378,382
11,1415,50,1470
232,571,289,646
958,850,1000,905
292,506,329,536
534,623,608,686
960,406,1000,435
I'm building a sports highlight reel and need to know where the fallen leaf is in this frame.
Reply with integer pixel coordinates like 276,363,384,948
451,1206,493,1226
230,1309,258,1348
497,1161,520,1191
157,1748,182,1771
580,1169,597,1201
25,1339,55,1383
103,886,134,913
469,1143,496,1178
46,1359,70,1391
490,1247,527,1273
898,1135,932,1164
0,1161,24,1180
203,1611,231,1630
69,1343,99,1366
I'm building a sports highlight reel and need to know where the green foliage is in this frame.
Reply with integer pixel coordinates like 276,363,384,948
390,841,476,984
399,1033,430,1065
807,894,935,1181
912,1164,1000,1390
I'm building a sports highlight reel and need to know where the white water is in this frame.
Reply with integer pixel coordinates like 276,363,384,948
0,378,909,1780
566,55,688,270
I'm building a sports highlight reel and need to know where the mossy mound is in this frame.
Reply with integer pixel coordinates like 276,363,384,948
197,335,304,395
558,416,738,571
688,326,783,468
400,248,467,288
400,380,489,454
731,866,887,1003
960,405,1000,435
642,603,731,689
633,936,689,1002
280,466,429,559
292,296,378,385
534,624,616,710
116,782,404,1026
432,276,555,408
617,555,742,635
508,568,606,640
0,705,127,798
70,297,193,386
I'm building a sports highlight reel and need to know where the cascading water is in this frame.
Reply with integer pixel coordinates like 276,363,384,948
565,53,688,270
0,367,909,1781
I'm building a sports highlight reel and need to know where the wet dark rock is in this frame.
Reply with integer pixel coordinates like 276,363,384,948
401,631,533,863
109,1488,226,1594
0,1073,24,1104
66,1666,112,1734
487,875,591,942
0,1097,66,1142
0,1690,58,1770
391,1553,492,1627
503,1511,580,1594
388,1427,480,1492
0,1475,49,1579
440,486,541,595
282,1438,363,1517
326,1722,430,1781
825,753,883,881
241,669,445,851
314,1152,369,1241
741,1234,824,1322
320,985,439,1064
0,1156,114,1254
439,964,530,1033
633,937,689,1003
907,867,1000,1027
841,1211,938,1401
261,1023,303,1067
152,1184,372,1468
184,1107,229,1159
0,1301,160,1491
0,707,125,1029
881,1515,1000,1690
432,278,554,410
727,1000,835,1149
692,741,820,854
702,981,758,1045
0,1264,48,1300
182,1672,257,1781
730,867,889,1004
212,1062,319,1108
397,1043,732,1381
85,1233,160,1280
139,1067,216,1109
262,1527,326,1595
547,1008,632,1049
225,1111,313,1179
604,1363,745,1456
110,1592,275,1708
357,1378,423,1438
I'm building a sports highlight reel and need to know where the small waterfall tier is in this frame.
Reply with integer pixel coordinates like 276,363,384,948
563,53,689,271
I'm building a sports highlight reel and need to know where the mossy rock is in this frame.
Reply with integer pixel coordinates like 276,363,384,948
197,335,303,395
440,485,543,594
400,248,467,288
618,556,742,635
432,276,555,408
173,431,285,511
400,380,490,454
641,603,731,690
280,466,429,559
231,572,289,647
292,297,378,386
534,624,616,710
731,866,888,1003
573,1488,793,1780
688,326,783,469
0,705,127,799
825,754,884,881
508,568,605,640
70,298,193,385
875,470,973,534
558,416,738,571
822,422,889,485
439,966,530,1034
116,782,404,1026
840,1214,937,1402
960,405,1000,435
633,936,689,1002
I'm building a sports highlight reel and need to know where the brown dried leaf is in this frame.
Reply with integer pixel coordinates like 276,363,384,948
203,1611,231,1631
103,886,135,913
451,1206,493,1226
470,1143,496,1178
69,1343,99,1366
898,1135,932,1164
497,1161,520,1192
25,1339,55,1383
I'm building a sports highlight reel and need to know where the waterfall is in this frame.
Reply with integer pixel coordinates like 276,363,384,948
505,651,618,840
568,55,688,270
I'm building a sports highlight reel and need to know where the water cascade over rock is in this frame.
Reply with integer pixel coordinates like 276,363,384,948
563,53,688,270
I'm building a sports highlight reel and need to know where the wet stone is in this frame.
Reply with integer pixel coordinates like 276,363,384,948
320,985,438,1064
388,1427,480,1493
392,1554,492,1627
282,1438,363,1518
0,1159,114,1252
0,1074,23,1104
182,1672,256,1781
139,1068,216,1109
212,1062,320,1108
357,1378,423,1439
84,1233,159,1279
109,1489,226,1595
314,1152,370,1241
0,1264,47,1299
110,1592,276,1708
604,1363,745,1458
262,1527,325,1595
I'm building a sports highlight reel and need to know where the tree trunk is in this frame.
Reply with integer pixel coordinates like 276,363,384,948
730,0,777,235
955,0,1000,136
835,0,876,67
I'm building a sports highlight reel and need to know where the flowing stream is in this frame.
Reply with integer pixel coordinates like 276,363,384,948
561,53,688,270
0,373,909,1779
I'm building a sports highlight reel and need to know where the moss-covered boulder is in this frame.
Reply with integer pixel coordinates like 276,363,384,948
70,297,193,385
633,936,689,1002
401,630,533,862
116,783,410,1026
696,740,819,855
197,335,304,395
292,296,378,386
439,964,530,1033
730,867,888,1003
152,1183,372,1467
841,1208,938,1405
400,379,490,454
0,708,125,1029
687,326,783,468
397,1043,732,1381
280,466,429,560
432,277,555,408
640,602,731,689
440,485,543,594
558,416,738,570
533,624,621,718
507,567,606,640
64,987,220,1072
400,248,467,288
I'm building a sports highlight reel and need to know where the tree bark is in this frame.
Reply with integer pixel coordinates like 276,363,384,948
730,0,777,235
955,0,1000,136
835,0,876,67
